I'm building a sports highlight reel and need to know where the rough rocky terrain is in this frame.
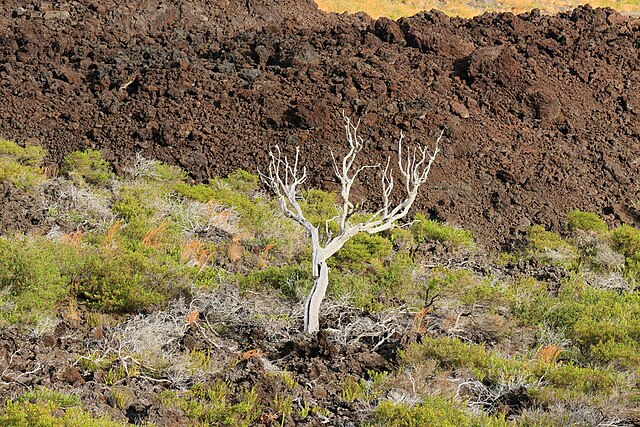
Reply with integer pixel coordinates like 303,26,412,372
1,0,640,248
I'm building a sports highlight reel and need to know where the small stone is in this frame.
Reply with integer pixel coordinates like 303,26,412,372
93,326,104,340
43,10,70,20
450,101,470,119
518,217,531,229
42,335,56,347
56,366,85,385
239,68,261,82
311,385,327,399
215,62,236,75
357,352,386,370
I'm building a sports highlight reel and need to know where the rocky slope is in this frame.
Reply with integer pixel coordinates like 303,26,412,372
1,1,639,248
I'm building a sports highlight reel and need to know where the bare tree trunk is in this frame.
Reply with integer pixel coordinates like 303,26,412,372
304,257,329,333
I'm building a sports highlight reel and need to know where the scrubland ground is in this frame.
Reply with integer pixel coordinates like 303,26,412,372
0,141,639,426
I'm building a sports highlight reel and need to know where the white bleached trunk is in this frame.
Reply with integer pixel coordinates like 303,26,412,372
304,255,329,333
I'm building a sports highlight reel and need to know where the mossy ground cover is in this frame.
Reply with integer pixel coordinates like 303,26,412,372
0,143,639,425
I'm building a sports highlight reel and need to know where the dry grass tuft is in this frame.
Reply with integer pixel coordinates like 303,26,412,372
60,230,83,247
180,239,213,270
142,221,169,248
537,344,563,365
104,221,121,245
228,234,247,263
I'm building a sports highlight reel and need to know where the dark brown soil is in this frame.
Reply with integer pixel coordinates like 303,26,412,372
1,1,639,248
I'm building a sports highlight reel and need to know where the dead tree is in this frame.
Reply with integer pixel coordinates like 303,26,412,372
260,114,441,333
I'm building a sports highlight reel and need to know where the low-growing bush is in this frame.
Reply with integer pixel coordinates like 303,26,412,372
75,247,188,312
126,155,186,183
514,277,640,369
402,336,528,383
0,139,46,189
330,233,393,271
223,169,259,193
542,363,620,394
611,225,640,280
566,210,608,234
0,139,46,165
0,236,77,322
112,192,156,243
527,225,579,270
62,149,114,186
411,213,474,249
0,401,125,426
298,189,340,231
239,264,312,299
175,182,216,203
17,387,80,408
0,388,124,426
611,225,640,258
372,396,510,427
160,382,262,427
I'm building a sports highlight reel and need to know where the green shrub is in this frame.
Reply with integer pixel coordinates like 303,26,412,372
566,210,608,234
509,277,553,324
411,214,474,249
239,264,311,299
459,277,515,307
0,160,44,189
611,225,640,278
402,337,528,382
18,387,80,408
191,173,274,232
0,139,46,189
427,267,477,298
610,225,640,281
543,364,619,394
175,182,216,203
341,371,390,403
131,159,186,183
329,251,419,311
75,247,184,312
0,237,76,321
224,169,259,193
0,401,125,426
372,396,509,427
330,233,393,270
0,139,47,165
298,189,340,231
515,277,640,369
160,382,261,427
62,149,114,186
611,225,640,258
329,272,379,309
527,225,579,269
112,192,155,242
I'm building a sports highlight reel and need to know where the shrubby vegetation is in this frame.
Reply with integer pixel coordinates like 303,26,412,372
0,388,126,426
0,143,639,425
0,139,46,189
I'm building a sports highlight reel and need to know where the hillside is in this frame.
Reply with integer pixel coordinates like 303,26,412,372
1,1,640,425
0,143,639,425
0,0,639,249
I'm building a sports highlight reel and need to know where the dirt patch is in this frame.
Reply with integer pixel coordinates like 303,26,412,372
1,1,639,249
